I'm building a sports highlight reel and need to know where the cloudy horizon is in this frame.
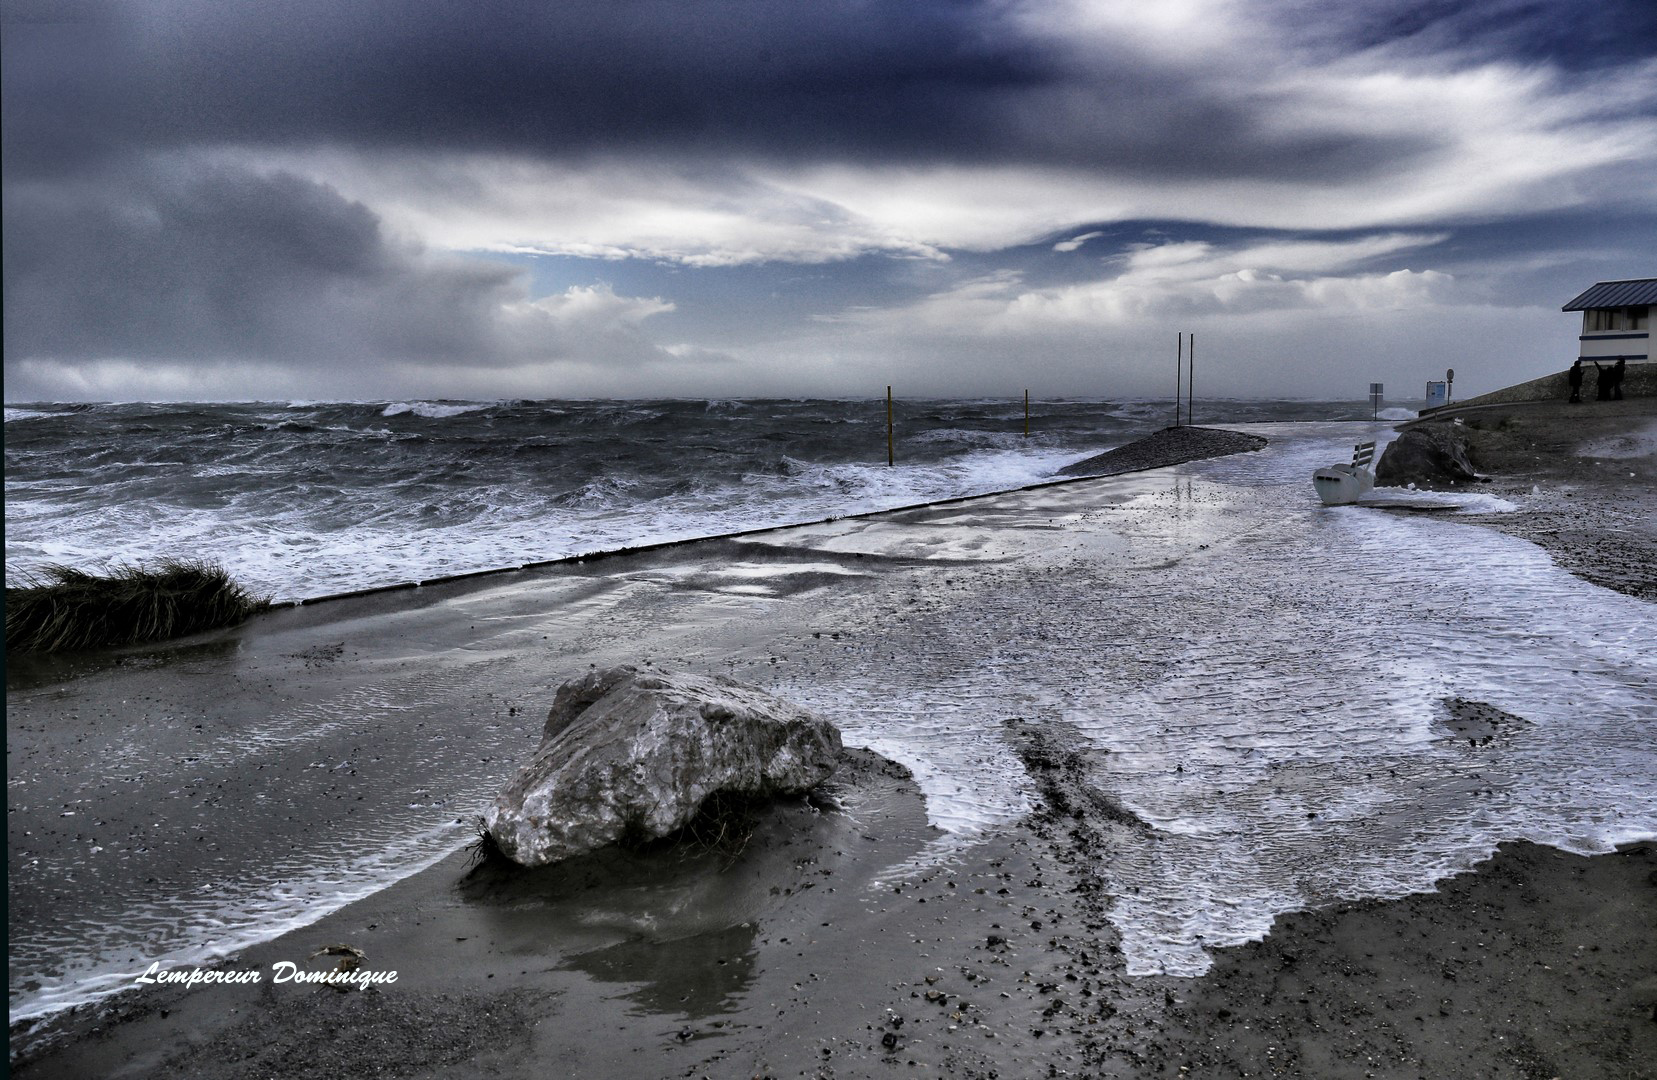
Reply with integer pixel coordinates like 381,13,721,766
5,0,1655,403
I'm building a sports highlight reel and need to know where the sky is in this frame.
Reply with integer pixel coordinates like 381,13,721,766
4,0,1655,403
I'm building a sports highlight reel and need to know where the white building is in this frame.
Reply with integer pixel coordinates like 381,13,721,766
1562,278,1654,363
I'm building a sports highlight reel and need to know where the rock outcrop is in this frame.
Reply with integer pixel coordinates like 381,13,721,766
1375,423,1482,489
484,666,843,867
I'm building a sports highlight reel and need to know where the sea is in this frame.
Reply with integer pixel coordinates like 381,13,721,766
7,397,1655,1034
3,396,1392,602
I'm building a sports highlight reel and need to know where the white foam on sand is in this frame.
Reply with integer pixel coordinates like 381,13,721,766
1358,489,1521,513
1056,436,1657,976
785,425,1653,977
9,820,474,1025
1577,420,1657,460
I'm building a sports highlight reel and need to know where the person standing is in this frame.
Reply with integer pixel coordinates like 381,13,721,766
1611,357,1626,401
1568,359,1585,403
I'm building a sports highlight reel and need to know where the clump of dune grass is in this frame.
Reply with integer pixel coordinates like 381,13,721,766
5,558,272,654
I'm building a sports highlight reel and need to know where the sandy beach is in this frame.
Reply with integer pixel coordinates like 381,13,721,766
1443,399,1657,602
9,418,1655,1080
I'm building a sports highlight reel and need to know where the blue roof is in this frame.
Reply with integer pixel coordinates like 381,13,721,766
1562,278,1657,311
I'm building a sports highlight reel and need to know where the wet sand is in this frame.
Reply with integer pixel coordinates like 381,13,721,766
16,765,1654,1080
10,421,1657,1079
1414,398,1657,601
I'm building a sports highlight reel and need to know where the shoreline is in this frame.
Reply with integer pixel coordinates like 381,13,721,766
10,417,1656,1078
1428,400,1657,601
16,802,1655,1078
269,426,1275,610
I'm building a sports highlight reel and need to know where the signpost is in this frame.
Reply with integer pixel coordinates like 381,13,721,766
1369,382,1384,419
1446,368,1455,402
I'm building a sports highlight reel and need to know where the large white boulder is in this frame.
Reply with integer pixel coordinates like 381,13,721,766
483,666,843,867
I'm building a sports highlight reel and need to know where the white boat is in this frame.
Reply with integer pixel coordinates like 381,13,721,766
1313,441,1376,505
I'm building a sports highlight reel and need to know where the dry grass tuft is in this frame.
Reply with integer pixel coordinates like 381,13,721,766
5,558,272,654
638,789,763,867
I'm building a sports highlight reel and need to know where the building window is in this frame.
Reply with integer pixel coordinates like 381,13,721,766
1632,305,1650,330
1585,308,1633,332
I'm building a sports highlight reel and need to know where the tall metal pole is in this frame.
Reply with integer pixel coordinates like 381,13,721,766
886,385,894,466
1175,333,1183,427
1024,389,1029,437
1188,332,1195,427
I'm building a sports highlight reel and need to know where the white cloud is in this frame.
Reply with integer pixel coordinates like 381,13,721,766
746,282,1573,403
1118,233,1449,278
845,234,1455,337
512,284,675,327
1053,230,1105,252
737,230,1548,399
217,149,949,267
1011,0,1250,60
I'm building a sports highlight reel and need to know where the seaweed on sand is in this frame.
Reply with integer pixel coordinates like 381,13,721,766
650,789,764,865
4,558,273,654
464,817,508,868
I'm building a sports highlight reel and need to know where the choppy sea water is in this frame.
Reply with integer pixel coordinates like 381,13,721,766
6,402,1653,1028
4,397,1391,601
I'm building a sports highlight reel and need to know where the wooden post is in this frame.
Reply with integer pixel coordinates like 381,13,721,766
887,385,894,466
1188,332,1195,426
1024,389,1029,437
1175,333,1183,427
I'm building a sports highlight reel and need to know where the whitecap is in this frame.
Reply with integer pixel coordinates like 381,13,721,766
381,401,494,419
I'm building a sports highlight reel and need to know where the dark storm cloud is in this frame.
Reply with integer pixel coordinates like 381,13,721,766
2,0,1432,183
1313,0,1657,70
4,0,1653,399
3,160,565,367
